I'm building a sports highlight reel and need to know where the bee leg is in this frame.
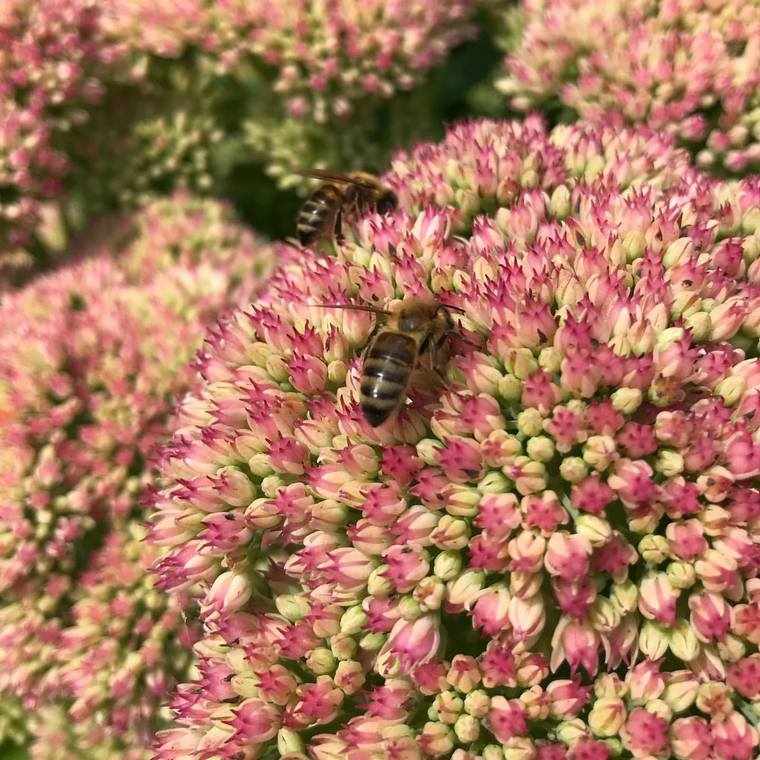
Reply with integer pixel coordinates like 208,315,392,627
333,206,345,246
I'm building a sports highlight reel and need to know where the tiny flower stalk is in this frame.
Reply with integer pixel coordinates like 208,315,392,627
152,118,760,758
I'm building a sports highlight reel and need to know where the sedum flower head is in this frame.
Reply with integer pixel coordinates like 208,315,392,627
0,194,274,749
497,0,760,176
106,0,478,187
152,118,760,758
0,0,125,264
36,522,195,759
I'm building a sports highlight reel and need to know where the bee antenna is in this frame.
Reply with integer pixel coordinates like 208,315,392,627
304,302,391,315
441,304,466,315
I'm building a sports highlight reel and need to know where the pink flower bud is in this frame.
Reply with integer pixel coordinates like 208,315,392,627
203,570,252,620
488,696,528,742
472,585,511,636
376,615,440,677
671,716,712,760
544,532,593,581
621,707,669,758
689,592,731,643
638,574,679,626
711,712,759,760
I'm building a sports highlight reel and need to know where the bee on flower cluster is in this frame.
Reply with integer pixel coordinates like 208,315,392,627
294,169,398,247
321,298,466,427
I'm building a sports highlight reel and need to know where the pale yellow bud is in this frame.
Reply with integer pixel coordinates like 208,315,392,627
655,449,684,477
610,581,638,615
666,561,696,589
638,535,670,565
611,387,642,414
669,621,700,662
559,456,588,483
588,697,626,737
526,435,555,462
662,674,699,713
464,689,491,718
583,435,617,471
639,621,670,660
576,514,612,546
517,408,544,437
453,714,480,743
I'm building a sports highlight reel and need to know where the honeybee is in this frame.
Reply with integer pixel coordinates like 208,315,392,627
320,297,464,427
295,170,398,248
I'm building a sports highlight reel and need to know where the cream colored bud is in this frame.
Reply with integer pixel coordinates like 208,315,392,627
275,594,310,622
610,581,638,614
464,689,491,718
453,714,480,744
559,456,588,483
445,487,480,518
684,311,711,341
639,621,670,660
526,435,555,462
662,674,699,713
638,535,670,565
358,632,385,651
340,606,368,635
576,514,612,546
550,184,571,218
590,597,621,633
645,699,672,723
655,449,684,477
277,728,304,755
715,376,745,406
367,566,393,598
583,435,617,471
669,620,700,662
498,374,522,402
503,737,536,760
717,633,746,663
447,570,486,608
434,550,463,581
588,697,626,737
517,408,544,437
538,346,562,373
666,561,696,589
416,438,443,465
555,719,587,746
478,471,512,494
482,746,505,760
611,387,642,414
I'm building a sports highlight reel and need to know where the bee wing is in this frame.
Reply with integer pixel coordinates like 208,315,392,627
293,169,378,190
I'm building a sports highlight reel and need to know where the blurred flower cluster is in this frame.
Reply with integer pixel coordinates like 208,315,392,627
149,118,760,758
0,0,126,277
0,193,275,756
497,0,760,175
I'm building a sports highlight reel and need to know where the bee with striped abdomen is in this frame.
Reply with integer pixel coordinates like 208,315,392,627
295,170,398,248
319,297,463,427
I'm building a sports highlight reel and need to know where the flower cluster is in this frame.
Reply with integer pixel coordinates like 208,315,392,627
43,523,195,759
0,194,274,753
150,118,760,758
0,0,124,258
104,0,478,186
497,0,760,175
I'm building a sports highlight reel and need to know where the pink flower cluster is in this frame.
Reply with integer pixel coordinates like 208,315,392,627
0,194,274,754
0,0,124,255
107,0,476,123
498,0,760,175
150,118,760,759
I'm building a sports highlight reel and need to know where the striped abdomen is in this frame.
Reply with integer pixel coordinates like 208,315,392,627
297,184,342,246
360,331,417,427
